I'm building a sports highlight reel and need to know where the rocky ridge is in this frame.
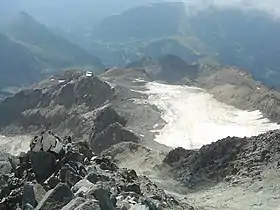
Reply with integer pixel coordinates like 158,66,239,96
195,64,280,124
0,70,144,154
0,132,194,210
163,129,280,189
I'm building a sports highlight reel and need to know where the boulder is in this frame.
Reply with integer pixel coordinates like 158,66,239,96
87,185,114,210
29,152,57,183
100,162,111,171
33,184,46,204
125,183,141,195
47,176,60,189
0,161,11,176
87,172,99,184
72,179,94,195
65,170,82,188
35,183,73,210
22,182,37,209
23,203,35,210
75,200,101,210
61,197,86,210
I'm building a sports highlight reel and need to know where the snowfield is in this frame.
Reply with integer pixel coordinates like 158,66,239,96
0,135,31,156
138,82,280,149
1,81,280,154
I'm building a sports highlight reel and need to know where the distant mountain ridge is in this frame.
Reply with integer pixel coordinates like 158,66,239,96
0,32,40,88
92,2,186,40
0,12,105,88
81,3,280,88
5,12,104,71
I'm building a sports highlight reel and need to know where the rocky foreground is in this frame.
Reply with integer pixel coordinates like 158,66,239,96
0,132,193,210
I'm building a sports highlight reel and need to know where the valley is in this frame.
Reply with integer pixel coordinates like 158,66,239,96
1,1,280,210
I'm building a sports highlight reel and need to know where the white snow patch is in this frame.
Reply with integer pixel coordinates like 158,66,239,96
0,135,31,155
136,82,280,149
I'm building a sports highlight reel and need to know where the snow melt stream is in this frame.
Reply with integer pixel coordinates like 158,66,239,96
139,82,280,149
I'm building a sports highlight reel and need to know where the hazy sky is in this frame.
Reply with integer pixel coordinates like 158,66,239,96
1,0,280,28
182,0,280,17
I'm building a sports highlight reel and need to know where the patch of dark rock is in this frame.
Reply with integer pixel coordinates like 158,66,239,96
22,182,37,209
35,183,73,210
29,152,57,183
124,183,141,194
87,185,114,210
163,147,196,167
91,105,127,139
91,122,139,154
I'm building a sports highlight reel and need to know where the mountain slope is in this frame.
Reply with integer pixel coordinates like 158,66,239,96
5,12,104,74
187,8,280,87
0,32,40,88
92,2,186,41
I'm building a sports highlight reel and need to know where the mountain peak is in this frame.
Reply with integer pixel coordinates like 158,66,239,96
11,11,40,27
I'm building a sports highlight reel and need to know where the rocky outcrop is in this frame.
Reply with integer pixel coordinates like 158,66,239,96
164,130,280,188
35,183,73,210
0,133,193,210
196,65,280,124
0,71,115,137
126,55,199,84
0,70,144,156
29,152,57,183
91,106,127,139
163,147,196,167
91,123,139,154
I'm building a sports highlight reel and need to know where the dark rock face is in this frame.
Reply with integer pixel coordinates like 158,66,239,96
164,130,280,188
91,122,139,154
87,185,114,210
35,183,73,210
29,152,57,183
91,106,127,139
163,147,196,167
